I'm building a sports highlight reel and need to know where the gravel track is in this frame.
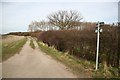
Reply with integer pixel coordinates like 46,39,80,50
2,37,77,78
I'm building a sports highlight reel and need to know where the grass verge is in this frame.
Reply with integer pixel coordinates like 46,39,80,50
30,39,35,49
37,41,119,78
37,41,94,78
2,37,27,61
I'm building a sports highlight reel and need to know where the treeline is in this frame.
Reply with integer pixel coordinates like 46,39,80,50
28,10,85,32
28,10,117,32
28,21,97,32
38,24,119,69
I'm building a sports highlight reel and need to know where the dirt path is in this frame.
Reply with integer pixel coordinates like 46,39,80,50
0,63,2,79
2,37,77,78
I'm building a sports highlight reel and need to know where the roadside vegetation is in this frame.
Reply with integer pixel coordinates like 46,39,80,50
5,10,119,78
37,41,93,78
30,39,35,49
2,37,27,61
37,41,119,78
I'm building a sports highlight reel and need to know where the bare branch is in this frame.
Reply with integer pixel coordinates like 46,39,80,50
47,10,83,30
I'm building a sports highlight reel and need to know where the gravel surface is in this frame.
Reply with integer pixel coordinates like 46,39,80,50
2,37,77,78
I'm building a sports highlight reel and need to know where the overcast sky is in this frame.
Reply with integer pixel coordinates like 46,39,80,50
0,0,119,34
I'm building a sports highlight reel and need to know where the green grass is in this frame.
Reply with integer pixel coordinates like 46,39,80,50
37,41,120,78
2,37,27,61
30,39,35,49
37,41,95,78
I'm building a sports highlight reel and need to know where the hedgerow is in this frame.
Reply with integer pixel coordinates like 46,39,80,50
39,25,119,69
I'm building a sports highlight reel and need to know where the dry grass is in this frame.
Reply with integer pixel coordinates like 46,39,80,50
30,39,35,49
2,35,27,62
37,41,119,78
37,41,94,78
2,35,25,44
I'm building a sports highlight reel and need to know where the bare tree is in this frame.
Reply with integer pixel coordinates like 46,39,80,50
47,10,83,30
37,21,46,31
28,21,36,32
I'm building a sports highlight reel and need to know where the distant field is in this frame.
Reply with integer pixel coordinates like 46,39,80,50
2,35,27,62
2,35,25,44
